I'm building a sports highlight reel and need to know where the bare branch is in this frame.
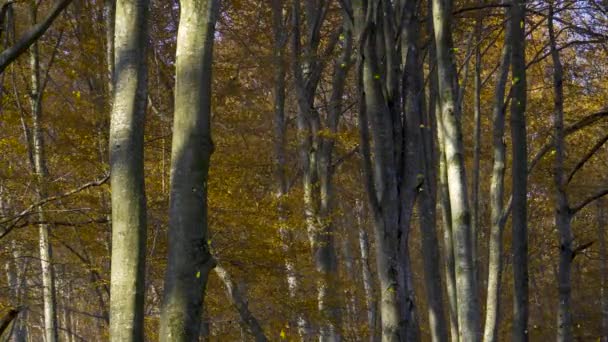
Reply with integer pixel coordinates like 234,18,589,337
0,0,73,74
567,132,608,184
570,187,608,215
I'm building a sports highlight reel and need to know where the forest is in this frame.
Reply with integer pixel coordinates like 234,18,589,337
0,0,607,341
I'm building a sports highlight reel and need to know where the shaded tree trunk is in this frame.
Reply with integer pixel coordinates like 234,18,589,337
549,4,573,341
599,199,608,342
159,1,219,340
108,0,149,340
269,0,309,336
510,0,529,339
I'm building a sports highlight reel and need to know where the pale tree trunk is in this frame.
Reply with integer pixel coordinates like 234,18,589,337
427,19,459,340
214,265,268,342
549,5,573,341
28,4,58,342
482,7,511,342
159,1,219,340
108,0,149,340
510,0,529,339
354,3,403,339
356,201,377,342
598,199,608,342
270,0,308,336
432,0,480,340
403,9,447,340
471,15,482,282
290,0,345,339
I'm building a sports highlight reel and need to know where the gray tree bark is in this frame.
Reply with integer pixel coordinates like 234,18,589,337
427,12,459,339
403,9,447,341
356,200,377,342
549,4,572,341
28,4,58,342
270,0,309,336
158,1,219,340
432,0,481,340
108,0,149,340
214,265,268,342
509,0,529,339
598,199,608,342
290,1,347,339
482,7,511,342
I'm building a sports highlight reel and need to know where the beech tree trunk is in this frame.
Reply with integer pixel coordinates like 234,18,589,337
108,0,149,340
159,1,219,340
432,0,481,340
599,199,608,342
270,0,309,336
28,4,58,342
483,7,511,342
510,0,529,339
549,4,573,341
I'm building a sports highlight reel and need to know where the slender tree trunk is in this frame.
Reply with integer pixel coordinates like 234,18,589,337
269,0,309,336
483,8,511,342
510,0,529,339
549,5,573,341
428,19,459,340
471,16,482,283
28,4,58,341
404,15,447,341
159,1,219,340
598,199,608,342
214,265,268,342
432,0,480,340
357,201,377,342
108,0,149,340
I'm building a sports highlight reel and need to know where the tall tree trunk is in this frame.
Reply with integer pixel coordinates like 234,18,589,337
428,17,459,340
290,1,344,338
599,199,608,342
214,265,268,342
471,15,482,283
357,200,377,342
108,0,149,340
403,12,447,341
432,0,480,340
510,0,529,339
549,4,573,341
28,4,58,341
159,1,219,340
482,7,511,342
269,0,309,336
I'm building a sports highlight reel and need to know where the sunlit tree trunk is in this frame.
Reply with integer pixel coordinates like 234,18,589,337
432,0,480,340
28,4,58,341
427,12,459,339
471,15,482,281
108,0,149,340
159,1,219,340
483,8,511,342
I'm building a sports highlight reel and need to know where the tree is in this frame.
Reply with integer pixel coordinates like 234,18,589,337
432,0,481,340
159,0,219,340
108,0,149,340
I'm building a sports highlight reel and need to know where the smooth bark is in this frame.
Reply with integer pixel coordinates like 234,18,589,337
159,1,219,340
549,5,573,341
482,8,511,342
432,0,481,340
599,199,608,342
108,0,149,340
28,4,58,341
